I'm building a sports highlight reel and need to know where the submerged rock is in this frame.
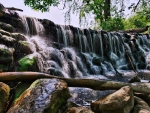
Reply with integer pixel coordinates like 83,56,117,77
91,86,134,113
0,82,10,113
7,79,70,113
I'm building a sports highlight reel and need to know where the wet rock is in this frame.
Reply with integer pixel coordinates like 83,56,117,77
18,53,38,71
92,57,103,66
18,41,35,53
0,44,14,63
11,33,26,41
131,96,150,113
91,86,134,113
69,87,114,107
0,22,15,32
67,106,94,113
7,79,70,113
0,82,10,113
0,35,16,45
0,29,11,36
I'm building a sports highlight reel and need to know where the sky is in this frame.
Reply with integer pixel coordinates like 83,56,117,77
1,0,80,27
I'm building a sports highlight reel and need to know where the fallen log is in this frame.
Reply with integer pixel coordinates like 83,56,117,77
0,72,150,94
122,26,149,33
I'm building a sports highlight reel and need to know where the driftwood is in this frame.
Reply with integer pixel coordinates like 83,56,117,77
123,26,150,33
0,72,150,94
5,7,23,12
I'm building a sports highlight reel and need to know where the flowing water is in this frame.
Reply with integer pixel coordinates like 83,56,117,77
19,15,150,79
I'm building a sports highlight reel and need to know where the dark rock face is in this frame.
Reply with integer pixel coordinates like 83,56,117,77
7,79,70,113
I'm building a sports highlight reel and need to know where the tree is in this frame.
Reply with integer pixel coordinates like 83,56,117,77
23,0,150,30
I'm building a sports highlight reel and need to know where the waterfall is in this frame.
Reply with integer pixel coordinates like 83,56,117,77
19,15,150,78
20,15,45,36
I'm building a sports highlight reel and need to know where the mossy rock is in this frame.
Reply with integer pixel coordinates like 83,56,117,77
0,44,14,63
7,79,71,113
11,82,31,106
11,33,26,41
0,44,14,55
0,82,10,113
18,41,35,53
0,29,11,36
0,22,15,32
18,53,37,71
0,35,16,43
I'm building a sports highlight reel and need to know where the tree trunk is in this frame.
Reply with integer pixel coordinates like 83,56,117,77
104,0,111,20
1,72,150,94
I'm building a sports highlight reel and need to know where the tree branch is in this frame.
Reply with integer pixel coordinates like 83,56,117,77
133,0,141,12
0,72,150,94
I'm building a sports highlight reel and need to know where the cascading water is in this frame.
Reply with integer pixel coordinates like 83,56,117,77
19,15,150,79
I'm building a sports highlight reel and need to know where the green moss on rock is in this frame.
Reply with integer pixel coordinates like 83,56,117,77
18,54,37,71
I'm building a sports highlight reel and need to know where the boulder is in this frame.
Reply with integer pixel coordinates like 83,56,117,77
0,82,10,113
7,79,71,113
67,107,94,113
131,96,150,113
91,86,134,113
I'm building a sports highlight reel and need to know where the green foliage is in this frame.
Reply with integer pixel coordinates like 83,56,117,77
124,14,147,29
24,0,60,12
96,17,124,31
24,0,150,32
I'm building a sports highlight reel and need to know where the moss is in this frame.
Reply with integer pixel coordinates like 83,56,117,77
44,87,71,113
18,54,36,71
12,82,31,105
19,41,29,46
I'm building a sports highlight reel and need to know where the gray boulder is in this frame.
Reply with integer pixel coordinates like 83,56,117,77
7,79,70,113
